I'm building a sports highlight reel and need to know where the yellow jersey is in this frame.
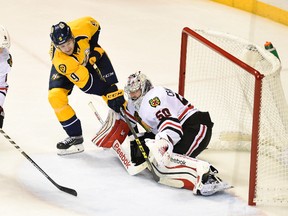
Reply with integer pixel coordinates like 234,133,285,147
50,16,100,88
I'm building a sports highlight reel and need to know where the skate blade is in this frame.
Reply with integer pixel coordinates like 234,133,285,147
57,144,84,156
215,182,233,193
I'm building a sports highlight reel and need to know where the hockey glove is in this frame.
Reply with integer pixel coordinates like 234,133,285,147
130,136,150,166
145,138,173,167
130,132,154,165
103,85,126,113
89,46,105,65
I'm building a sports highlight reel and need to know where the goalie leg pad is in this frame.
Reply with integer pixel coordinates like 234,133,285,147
92,110,130,148
144,144,231,195
150,156,198,190
112,140,148,175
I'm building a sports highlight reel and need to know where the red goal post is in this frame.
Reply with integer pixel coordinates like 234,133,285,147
178,27,288,206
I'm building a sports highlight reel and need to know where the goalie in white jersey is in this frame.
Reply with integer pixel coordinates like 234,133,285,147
0,25,12,128
124,71,214,162
122,71,230,195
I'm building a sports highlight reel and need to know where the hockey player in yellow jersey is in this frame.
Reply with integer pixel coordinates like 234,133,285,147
48,17,125,155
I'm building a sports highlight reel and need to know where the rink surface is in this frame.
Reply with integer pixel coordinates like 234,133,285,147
0,0,288,215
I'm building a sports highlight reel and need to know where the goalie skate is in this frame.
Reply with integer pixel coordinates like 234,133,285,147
196,171,232,196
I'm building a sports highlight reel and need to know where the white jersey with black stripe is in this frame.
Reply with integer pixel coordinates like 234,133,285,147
0,48,11,106
126,86,198,145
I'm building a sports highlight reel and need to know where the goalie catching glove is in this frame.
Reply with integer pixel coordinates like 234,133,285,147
145,137,174,167
103,85,126,113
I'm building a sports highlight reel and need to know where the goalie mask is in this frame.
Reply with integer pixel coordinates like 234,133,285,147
124,71,153,111
0,25,10,49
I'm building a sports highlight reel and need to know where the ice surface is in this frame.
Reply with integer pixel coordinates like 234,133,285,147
0,0,287,215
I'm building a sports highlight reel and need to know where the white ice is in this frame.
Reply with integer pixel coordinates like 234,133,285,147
0,0,287,215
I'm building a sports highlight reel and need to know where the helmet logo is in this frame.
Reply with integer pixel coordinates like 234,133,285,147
57,23,66,43
50,21,72,46
59,22,66,29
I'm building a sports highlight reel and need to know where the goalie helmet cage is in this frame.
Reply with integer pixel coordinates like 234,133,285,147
178,27,288,206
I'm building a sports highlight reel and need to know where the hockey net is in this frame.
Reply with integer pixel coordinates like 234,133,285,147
178,27,288,206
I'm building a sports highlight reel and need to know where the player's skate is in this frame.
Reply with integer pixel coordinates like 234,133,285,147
194,165,231,196
57,135,84,156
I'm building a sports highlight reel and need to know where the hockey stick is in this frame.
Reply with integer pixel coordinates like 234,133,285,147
119,107,160,182
0,129,77,196
88,101,104,124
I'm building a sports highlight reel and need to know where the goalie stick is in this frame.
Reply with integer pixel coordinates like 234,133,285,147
120,107,160,182
88,101,104,124
0,129,77,196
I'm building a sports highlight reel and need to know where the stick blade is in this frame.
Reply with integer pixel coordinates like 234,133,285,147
58,186,78,196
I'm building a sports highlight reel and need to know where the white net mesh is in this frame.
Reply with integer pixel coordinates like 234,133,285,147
181,29,288,205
